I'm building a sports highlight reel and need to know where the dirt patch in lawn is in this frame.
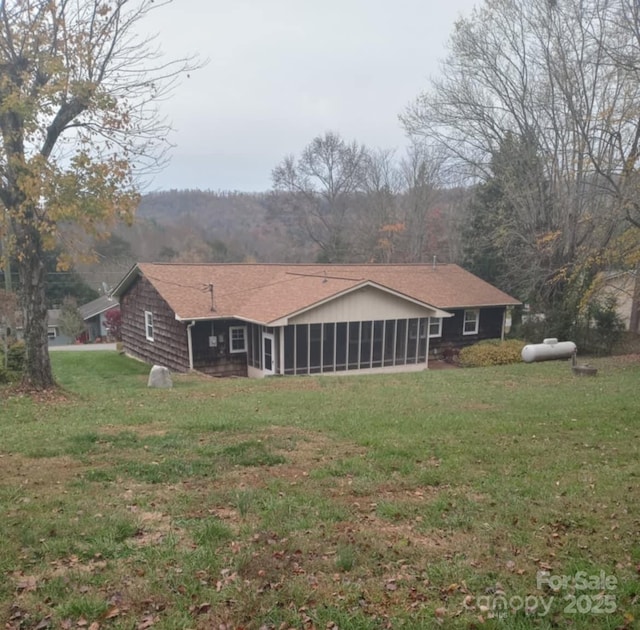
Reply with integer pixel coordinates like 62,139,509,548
99,423,169,438
0,453,84,488
210,425,368,486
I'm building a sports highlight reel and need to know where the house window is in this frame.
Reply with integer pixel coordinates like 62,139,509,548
229,326,247,353
463,309,479,335
48,328,57,340
144,311,154,341
429,317,442,338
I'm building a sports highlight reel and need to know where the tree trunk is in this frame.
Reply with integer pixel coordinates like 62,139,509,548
16,222,55,390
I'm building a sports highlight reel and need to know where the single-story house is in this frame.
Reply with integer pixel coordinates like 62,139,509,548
78,295,120,341
112,263,521,378
46,296,120,346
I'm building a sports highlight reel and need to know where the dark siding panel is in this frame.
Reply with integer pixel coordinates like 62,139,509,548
431,307,506,353
191,319,248,377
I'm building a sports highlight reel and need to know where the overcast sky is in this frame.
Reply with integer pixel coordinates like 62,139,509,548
144,0,479,193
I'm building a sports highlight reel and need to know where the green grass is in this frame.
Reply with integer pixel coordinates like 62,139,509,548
0,351,639,629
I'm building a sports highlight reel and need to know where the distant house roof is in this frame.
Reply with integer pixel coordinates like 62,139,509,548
79,295,119,320
113,263,520,325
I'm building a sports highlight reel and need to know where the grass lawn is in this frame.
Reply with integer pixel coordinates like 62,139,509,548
1,352,639,629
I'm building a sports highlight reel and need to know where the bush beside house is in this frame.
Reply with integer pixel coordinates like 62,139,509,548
459,339,526,367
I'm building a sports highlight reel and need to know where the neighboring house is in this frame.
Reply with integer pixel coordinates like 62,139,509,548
79,295,120,341
46,309,74,346
112,263,521,378
46,296,120,346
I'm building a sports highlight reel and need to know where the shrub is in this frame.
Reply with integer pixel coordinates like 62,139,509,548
459,339,526,368
7,341,25,372
577,296,626,356
0,342,24,382
104,308,122,341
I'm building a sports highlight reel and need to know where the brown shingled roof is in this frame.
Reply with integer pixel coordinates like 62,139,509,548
113,263,520,323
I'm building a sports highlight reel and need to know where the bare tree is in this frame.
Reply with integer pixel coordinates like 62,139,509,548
0,0,198,389
396,140,444,262
271,131,368,262
353,147,401,261
401,0,639,316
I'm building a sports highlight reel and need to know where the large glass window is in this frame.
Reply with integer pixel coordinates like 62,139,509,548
395,320,407,364
309,324,322,374
348,322,360,369
284,325,295,374
384,320,395,366
360,321,372,368
372,321,384,367
322,323,335,371
418,318,428,361
336,323,347,371
254,325,261,367
281,318,431,375
407,318,419,362
295,325,308,374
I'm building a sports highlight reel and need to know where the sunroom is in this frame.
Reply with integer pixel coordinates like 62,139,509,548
243,282,452,377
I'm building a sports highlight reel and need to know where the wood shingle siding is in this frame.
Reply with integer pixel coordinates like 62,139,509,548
120,276,190,372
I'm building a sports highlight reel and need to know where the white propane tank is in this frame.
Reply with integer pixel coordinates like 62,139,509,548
521,338,577,363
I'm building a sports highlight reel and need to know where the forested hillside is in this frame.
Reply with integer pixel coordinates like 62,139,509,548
75,180,469,294
76,190,314,290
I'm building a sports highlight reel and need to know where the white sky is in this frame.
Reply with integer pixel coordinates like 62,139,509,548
144,0,479,192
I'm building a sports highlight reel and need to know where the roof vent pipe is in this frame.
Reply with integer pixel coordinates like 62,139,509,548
433,256,437,270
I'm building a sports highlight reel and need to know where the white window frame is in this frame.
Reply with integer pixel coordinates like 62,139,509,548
144,311,154,341
428,317,442,338
463,309,479,335
229,326,247,353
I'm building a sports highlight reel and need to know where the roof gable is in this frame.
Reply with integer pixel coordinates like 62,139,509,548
272,280,452,325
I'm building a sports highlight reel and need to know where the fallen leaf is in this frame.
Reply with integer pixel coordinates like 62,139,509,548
34,617,52,630
105,607,120,619
16,575,37,593
137,615,155,629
